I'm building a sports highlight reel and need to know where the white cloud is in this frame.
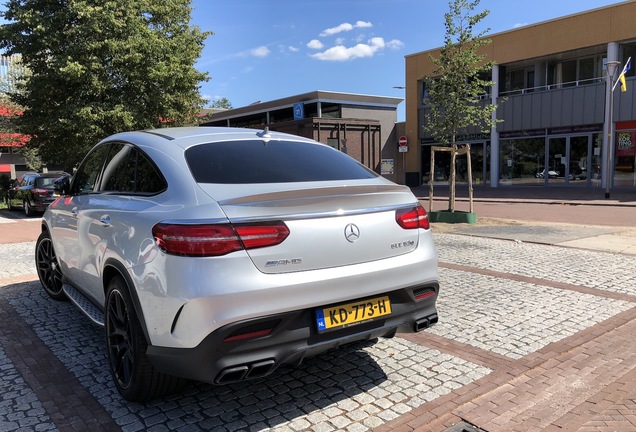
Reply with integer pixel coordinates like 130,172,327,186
355,20,372,29
250,46,270,57
335,37,345,45
288,46,299,52
319,20,373,37
320,23,354,37
311,37,388,61
307,39,324,49
386,39,404,50
513,22,528,28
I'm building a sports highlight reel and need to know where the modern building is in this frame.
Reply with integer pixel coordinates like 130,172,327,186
404,1,636,190
201,90,404,183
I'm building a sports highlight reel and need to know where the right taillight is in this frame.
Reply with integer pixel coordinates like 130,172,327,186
395,204,430,230
152,221,289,257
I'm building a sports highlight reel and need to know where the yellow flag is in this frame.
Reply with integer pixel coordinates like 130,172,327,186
620,73,627,92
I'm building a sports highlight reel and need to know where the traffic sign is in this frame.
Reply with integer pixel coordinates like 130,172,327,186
398,136,408,152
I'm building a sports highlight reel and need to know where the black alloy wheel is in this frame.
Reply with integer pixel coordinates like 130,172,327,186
35,231,66,300
106,279,137,395
105,276,182,402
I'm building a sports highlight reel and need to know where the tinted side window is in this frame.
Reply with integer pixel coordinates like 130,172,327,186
101,144,136,193
99,143,166,195
71,145,110,194
185,140,377,184
135,151,167,194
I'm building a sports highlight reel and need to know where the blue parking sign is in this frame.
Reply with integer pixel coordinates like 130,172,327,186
293,103,304,120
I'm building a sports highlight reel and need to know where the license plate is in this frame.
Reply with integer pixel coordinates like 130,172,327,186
316,296,392,331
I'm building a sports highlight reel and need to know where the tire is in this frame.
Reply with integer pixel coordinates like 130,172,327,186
105,275,183,402
35,231,66,300
24,199,32,216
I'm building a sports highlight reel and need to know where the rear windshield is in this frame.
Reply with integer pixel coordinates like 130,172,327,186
35,177,58,188
185,139,378,184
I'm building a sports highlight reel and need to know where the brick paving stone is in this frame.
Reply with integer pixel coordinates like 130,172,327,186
0,241,35,280
2,226,636,431
0,281,491,431
434,233,636,296
426,267,632,359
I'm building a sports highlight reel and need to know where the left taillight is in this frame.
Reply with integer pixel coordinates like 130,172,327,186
395,204,430,230
31,188,49,196
152,222,289,257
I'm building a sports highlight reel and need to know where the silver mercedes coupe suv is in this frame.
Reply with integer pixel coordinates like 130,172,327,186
36,127,439,401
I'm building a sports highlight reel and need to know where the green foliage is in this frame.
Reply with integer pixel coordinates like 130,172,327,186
16,145,42,171
210,97,233,109
0,0,212,171
423,0,498,146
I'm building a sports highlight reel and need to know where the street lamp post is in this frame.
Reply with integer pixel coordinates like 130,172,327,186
605,60,620,199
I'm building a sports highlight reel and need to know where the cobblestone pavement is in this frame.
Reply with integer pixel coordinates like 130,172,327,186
1,224,636,431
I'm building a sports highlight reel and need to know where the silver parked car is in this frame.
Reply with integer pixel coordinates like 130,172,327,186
36,127,439,401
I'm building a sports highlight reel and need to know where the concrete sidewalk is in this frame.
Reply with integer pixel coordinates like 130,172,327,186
413,185,636,256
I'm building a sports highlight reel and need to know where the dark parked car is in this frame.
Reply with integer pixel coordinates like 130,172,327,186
6,172,69,216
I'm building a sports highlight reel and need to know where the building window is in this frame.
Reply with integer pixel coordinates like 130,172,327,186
0,146,10,154
321,104,341,119
548,55,604,88
499,137,546,184
622,43,636,79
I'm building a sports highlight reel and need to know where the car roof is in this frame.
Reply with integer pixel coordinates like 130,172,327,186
36,172,69,177
101,126,317,149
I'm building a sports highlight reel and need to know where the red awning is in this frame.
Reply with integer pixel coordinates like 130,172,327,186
0,164,11,173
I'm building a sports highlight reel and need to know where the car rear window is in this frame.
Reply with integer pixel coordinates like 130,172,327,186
35,177,57,188
185,139,378,184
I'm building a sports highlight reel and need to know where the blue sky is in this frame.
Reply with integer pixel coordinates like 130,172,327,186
193,0,620,120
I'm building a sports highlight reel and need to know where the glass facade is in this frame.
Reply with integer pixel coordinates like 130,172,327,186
499,137,545,185
421,143,489,186
615,129,636,187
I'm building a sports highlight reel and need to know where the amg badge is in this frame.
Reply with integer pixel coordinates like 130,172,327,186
265,258,303,267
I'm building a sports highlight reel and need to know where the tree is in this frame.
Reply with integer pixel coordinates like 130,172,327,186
423,0,498,212
210,97,233,109
0,0,211,171
0,55,41,170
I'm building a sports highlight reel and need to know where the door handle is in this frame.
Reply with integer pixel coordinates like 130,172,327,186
71,207,79,217
99,215,111,226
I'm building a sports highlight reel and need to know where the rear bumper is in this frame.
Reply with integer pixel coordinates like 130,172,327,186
146,283,438,384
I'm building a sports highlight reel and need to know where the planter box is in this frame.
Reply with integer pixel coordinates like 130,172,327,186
429,210,477,224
